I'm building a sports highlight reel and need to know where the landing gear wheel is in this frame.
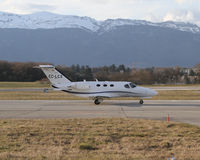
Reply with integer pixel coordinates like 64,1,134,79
43,89,49,93
94,99,101,105
139,99,144,104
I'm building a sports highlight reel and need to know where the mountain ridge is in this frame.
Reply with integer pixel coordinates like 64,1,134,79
0,11,200,67
0,11,200,34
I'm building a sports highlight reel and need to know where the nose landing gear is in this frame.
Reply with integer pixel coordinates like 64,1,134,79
139,99,144,104
94,98,103,105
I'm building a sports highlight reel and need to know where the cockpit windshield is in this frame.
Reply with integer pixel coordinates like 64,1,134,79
129,83,136,88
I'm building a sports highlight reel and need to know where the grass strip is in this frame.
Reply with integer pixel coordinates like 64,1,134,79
0,118,200,160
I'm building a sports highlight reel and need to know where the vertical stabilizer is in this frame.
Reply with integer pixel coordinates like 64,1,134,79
37,65,71,87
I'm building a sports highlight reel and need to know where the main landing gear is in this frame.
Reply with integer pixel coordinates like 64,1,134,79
94,98,103,105
139,99,144,104
43,88,49,93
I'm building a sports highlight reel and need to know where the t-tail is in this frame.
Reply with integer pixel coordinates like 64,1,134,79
36,65,71,88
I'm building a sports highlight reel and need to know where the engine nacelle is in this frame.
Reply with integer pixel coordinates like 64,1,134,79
68,83,90,90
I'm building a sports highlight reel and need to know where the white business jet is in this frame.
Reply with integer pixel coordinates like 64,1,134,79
37,65,157,105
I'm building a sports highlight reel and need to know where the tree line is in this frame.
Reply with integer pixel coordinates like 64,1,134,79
0,61,200,84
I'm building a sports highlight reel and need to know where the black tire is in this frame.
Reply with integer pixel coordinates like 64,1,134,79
139,99,144,104
43,89,48,93
94,99,101,105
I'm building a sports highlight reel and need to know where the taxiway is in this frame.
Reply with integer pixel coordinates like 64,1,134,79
0,100,200,126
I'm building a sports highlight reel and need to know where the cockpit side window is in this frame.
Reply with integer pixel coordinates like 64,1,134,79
130,83,136,88
124,84,130,88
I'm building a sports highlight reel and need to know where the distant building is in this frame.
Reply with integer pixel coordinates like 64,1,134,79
193,64,200,74
180,68,191,75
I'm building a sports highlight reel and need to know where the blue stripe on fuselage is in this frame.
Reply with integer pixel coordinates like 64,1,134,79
62,90,140,95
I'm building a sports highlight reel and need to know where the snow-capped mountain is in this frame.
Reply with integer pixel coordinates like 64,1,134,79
0,11,200,34
1,11,200,67
0,12,100,31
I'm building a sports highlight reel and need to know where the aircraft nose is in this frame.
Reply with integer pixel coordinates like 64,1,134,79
147,88,158,96
150,89,158,96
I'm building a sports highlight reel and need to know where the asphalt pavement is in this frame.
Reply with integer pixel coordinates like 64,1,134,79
0,100,200,126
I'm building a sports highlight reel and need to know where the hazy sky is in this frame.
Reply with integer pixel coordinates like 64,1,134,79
0,0,200,25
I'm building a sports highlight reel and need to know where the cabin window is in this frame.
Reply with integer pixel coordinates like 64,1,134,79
96,84,101,87
124,84,130,88
103,84,107,87
110,84,114,87
130,83,136,88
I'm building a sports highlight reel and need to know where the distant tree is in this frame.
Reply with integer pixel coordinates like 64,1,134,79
84,65,93,81
194,63,200,69
110,64,116,72
184,75,191,84
118,64,125,72
189,69,195,76
0,61,199,84
0,61,12,81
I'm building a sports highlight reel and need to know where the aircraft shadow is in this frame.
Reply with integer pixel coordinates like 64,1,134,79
144,103,200,107
105,102,143,107
104,102,200,107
